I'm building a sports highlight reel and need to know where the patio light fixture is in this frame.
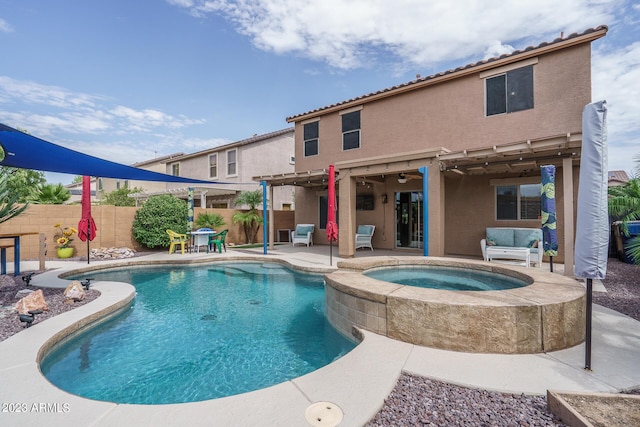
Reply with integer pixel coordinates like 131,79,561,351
397,173,407,184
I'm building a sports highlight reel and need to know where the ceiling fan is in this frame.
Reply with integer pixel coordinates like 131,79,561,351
397,173,422,183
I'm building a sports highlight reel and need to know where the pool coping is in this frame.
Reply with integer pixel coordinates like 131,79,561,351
2,252,640,426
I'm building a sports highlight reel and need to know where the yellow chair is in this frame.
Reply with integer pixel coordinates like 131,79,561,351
166,229,188,254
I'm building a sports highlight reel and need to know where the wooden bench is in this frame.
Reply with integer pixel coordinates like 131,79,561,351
0,243,15,275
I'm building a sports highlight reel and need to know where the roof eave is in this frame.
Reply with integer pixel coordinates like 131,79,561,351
286,26,607,123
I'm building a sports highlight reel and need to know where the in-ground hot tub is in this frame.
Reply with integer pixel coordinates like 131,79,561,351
324,257,586,354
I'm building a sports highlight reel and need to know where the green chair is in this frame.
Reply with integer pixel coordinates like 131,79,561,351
209,229,228,253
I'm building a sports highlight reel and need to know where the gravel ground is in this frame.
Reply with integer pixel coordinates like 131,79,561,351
0,272,100,342
1,257,638,426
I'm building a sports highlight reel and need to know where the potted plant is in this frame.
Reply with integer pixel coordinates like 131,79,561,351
53,223,77,258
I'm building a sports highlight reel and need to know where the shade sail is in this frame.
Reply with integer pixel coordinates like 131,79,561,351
0,123,216,184
574,100,609,279
541,165,558,257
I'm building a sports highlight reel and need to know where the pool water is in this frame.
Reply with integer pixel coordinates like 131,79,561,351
365,266,529,291
40,263,356,404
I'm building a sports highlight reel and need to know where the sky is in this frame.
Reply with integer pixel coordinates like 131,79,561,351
0,0,638,185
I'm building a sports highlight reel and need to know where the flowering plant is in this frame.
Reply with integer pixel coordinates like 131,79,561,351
53,223,77,248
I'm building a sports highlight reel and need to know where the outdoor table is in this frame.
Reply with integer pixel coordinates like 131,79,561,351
0,232,39,276
188,230,216,253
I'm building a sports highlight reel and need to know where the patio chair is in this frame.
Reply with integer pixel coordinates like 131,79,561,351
209,229,228,253
291,224,315,247
355,225,375,250
166,229,188,254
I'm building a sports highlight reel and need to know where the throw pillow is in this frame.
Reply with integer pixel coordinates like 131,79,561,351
486,237,496,246
528,239,539,248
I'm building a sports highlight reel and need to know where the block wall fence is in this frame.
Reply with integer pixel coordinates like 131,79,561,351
0,205,295,261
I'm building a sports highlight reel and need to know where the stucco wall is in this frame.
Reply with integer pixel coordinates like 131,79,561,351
294,44,591,173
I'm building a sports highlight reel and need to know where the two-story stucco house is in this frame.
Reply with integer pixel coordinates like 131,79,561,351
261,26,607,273
163,127,295,209
97,153,185,201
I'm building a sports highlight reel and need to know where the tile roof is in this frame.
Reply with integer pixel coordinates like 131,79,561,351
608,170,630,183
166,127,294,162
286,25,608,122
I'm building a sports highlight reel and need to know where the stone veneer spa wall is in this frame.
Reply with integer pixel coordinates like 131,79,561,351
324,257,586,354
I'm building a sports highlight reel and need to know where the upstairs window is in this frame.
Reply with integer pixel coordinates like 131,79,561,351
496,183,540,220
342,110,360,150
304,121,319,157
227,149,237,176
209,153,218,179
486,65,533,116
171,163,180,176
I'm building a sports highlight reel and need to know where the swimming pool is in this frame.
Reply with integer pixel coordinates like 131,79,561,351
364,265,528,290
40,262,356,404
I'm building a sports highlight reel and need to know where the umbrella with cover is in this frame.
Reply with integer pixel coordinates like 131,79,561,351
77,176,97,264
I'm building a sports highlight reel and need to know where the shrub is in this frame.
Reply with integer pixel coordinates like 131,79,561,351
132,195,188,248
195,212,226,230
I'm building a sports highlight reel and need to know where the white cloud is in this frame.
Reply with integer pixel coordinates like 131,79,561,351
0,18,13,33
168,0,620,69
0,76,209,166
592,41,640,173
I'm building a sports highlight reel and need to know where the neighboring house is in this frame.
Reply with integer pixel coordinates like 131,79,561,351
608,170,630,187
260,26,607,273
65,178,97,204
97,153,185,201
162,128,295,209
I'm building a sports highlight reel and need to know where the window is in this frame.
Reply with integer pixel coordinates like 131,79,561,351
303,121,319,157
486,65,533,116
227,149,237,176
496,183,540,220
98,178,103,191
319,195,328,229
124,180,129,189
209,154,218,179
116,181,120,190
342,110,360,150
171,163,180,176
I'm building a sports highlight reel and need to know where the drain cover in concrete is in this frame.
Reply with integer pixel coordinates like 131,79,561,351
304,402,343,427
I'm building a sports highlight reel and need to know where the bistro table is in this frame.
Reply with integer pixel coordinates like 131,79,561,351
0,231,39,276
188,229,217,253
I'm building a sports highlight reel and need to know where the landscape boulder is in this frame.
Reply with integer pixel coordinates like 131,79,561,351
15,289,48,315
64,281,86,303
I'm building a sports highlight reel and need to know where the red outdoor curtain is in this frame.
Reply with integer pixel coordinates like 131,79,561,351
77,176,97,242
326,164,338,242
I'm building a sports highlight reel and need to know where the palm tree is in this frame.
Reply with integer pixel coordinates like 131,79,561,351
0,168,29,223
29,183,71,204
232,190,263,244
609,155,640,264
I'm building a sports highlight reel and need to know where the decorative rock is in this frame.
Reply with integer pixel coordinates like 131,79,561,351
63,281,86,303
15,289,48,315
90,247,136,260
15,289,34,299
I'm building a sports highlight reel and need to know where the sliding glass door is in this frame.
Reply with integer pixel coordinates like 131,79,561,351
395,191,423,249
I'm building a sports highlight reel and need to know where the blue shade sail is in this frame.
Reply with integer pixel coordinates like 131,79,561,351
0,123,215,184
540,165,558,257
574,101,609,279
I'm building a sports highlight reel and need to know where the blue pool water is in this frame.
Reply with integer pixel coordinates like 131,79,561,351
365,266,529,290
41,263,356,404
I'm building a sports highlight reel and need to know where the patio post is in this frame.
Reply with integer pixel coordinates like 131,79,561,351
419,166,429,256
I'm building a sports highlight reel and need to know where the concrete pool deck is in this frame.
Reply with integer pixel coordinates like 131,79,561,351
1,247,639,426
